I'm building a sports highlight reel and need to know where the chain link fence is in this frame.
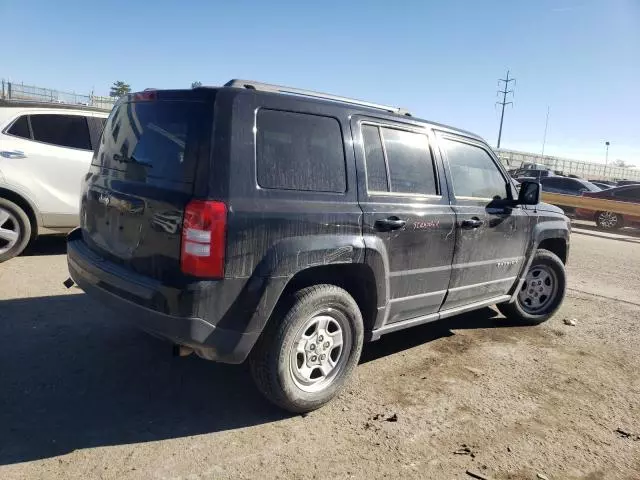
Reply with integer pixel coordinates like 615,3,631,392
1,80,115,111
496,148,640,181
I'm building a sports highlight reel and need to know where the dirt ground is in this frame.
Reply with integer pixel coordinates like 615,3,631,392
1,228,639,480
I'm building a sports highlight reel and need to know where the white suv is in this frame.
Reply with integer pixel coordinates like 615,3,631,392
0,101,109,261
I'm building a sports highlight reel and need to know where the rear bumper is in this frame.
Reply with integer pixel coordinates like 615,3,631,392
67,229,259,364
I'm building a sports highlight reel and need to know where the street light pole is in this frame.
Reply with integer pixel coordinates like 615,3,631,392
605,141,610,165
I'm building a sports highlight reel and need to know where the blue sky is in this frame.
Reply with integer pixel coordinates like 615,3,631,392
2,0,639,164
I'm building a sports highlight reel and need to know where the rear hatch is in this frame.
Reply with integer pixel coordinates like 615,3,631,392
81,90,214,283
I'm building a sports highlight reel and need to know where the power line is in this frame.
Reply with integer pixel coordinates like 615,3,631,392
496,70,515,149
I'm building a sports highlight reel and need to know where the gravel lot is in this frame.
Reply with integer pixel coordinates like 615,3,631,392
1,228,639,480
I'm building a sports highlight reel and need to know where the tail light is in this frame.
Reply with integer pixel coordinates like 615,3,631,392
181,200,226,278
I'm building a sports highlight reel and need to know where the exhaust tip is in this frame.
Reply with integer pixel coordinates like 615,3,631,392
172,344,194,357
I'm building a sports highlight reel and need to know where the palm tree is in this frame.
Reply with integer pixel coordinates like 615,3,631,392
191,81,203,88
110,81,131,98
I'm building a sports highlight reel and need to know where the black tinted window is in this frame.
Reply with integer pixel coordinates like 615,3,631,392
444,139,507,199
566,179,589,192
362,124,388,191
7,115,31,139
381,128,437,195
557,179,577,191
30,114,92,150
256,109,346,193
95,101,211,183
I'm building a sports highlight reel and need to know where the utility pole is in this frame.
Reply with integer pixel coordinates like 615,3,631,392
496,70,515,149
541,106,550,157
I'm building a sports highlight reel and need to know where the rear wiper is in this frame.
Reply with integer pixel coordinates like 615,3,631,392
113,153,153,168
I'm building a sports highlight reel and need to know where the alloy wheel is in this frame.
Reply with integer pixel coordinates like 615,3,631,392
0,207,20,255
598,211,618,229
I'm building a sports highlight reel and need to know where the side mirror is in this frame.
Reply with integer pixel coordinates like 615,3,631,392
516,181,540,205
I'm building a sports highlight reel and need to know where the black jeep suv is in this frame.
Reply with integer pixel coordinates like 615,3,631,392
67,80,570,412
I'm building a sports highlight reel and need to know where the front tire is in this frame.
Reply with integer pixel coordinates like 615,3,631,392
0,198,31,263
497,249,566,325
595,211,623,230
249,284,364,413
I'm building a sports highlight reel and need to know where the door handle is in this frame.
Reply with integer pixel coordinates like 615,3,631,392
375,217,406,232
0,150,27,159
461,217,483,229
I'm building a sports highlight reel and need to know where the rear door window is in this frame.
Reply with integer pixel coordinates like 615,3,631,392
94,101,211,183
381,127,437,195
361,123,437,195
30,114,92,150
256,109,346,193
7,115,31,139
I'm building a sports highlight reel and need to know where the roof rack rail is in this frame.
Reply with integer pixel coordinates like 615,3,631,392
224,79,411,116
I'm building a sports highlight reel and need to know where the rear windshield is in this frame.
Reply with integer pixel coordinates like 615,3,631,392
94,100,211,182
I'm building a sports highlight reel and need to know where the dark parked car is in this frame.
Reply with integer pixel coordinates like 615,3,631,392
539,177,601,214
576,185,640,229
67,80,570,412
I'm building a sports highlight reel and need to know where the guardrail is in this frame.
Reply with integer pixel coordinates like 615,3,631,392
541,192,640,216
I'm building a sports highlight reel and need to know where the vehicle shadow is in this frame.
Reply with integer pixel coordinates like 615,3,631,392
361,307,519,363
0,293,286,465
0,293,515,465
22,234,67,256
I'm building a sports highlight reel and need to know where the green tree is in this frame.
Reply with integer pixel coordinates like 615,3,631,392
109,80,131,98
191,81,203,88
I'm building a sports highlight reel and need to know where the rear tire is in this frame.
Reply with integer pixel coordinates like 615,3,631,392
497,249,566,325
595,211,623,230
249,284,364,413
0,198,31,263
